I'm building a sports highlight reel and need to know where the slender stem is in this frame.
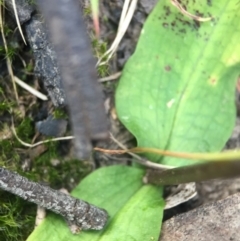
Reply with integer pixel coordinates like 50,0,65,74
145,160,240,186
0,167,108,232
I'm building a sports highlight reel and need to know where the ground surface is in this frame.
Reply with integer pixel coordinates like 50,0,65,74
0,1,240,240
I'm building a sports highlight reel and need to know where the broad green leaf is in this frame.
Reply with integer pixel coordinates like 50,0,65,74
116,0,240,166
98,185,164,241
27,166,164,241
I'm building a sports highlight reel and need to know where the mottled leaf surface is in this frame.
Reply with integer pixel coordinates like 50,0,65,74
116,0,240,166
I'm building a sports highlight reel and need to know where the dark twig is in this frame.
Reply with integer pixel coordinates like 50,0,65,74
25,15,66,107
0,167,108,232
37,0,109,160
5,0,66,107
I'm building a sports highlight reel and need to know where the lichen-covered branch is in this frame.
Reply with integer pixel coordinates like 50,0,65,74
24,15,66,107
5,0,66,107
0,167,108,232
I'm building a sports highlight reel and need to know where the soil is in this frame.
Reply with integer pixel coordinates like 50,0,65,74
0,0,240,240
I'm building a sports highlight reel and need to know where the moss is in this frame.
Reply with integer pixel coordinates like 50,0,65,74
83,6,91,16
91,38,109,77
0,100,14,112
53,108,68,119
30,141,91,189
0,140,18,163
16,117,34,142
5,46,18,61
0,24,19,61
26,0,36,5
0,192,36,241
82,3,110,78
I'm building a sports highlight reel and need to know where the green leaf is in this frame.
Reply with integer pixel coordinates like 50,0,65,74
26,166,164,241
98,185,164,241
116,0,240,166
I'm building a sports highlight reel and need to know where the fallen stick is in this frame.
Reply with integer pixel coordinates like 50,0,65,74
0,167,108,233
37,0,109,160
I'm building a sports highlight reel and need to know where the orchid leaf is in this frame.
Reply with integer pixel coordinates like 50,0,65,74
116,0,240,166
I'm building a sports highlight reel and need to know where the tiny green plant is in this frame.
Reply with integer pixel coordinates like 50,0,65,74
91,37,109,77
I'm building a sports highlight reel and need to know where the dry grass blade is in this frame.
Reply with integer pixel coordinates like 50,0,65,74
108,133,174,169
11,121,74,148
14,76,48,101
171,0,212,22
12,0,27,44
0,3,19,103
97,0,138,66
98,71,121,82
